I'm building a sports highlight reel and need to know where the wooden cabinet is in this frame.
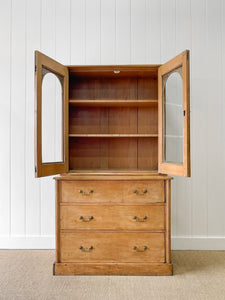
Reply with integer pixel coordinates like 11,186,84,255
34,50,190,275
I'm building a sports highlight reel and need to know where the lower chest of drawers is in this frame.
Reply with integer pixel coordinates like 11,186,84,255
54,177,172,276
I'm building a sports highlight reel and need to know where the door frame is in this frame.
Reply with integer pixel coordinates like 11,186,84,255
34,51,69,177
158,50,190,177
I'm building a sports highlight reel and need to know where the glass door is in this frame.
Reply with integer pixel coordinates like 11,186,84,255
35,51,69,177
158,50,190,177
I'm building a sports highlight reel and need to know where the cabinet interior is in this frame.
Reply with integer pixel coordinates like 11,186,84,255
68,66,159,172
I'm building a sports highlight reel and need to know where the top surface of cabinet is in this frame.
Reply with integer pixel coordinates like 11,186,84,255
34,50,190,178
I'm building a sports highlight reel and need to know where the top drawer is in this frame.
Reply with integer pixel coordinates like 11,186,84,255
61,180,164,203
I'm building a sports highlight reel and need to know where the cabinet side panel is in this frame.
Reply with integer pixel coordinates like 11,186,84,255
165,180,171,263
55,180,61,263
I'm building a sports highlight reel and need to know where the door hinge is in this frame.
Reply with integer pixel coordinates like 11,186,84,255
35,65,37,73
183,110,186,116
35,166,37,173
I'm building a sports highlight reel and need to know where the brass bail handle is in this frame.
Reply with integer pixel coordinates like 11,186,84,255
79,189,94,196
79,246,93,252
133,246,148,252
133,189,147,196
79,216,94,222
133,216,147,222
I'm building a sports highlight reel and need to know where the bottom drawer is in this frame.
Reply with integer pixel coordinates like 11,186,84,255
60,232,165,263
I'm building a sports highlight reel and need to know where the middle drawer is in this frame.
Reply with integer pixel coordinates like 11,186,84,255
60,205,165,230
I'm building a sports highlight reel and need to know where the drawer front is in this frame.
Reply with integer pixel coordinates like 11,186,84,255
60,205,165,230
60,232,165,263
123,181,164,203
61,181,123,203
61,180,164,203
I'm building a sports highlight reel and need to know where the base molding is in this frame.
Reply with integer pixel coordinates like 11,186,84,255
53,262,173,276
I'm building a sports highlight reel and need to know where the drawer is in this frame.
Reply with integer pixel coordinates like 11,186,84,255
60,232,165,263
123,181,164,203
61,181,123,203
60,205,165,230
61,180,164,203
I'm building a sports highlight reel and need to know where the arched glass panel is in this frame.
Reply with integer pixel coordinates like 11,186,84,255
41,68,64,163
162,68,183,164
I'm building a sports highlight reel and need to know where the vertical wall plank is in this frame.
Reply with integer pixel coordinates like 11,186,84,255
10,0,26,236
116,0,131,64
55,0,71,65
70,0,84,64
206,0,224,236
161,0,176,61
222,0,225,237
175,0,192,237
0,1,11,236
40,0,56,237
146,0,161,63
101,0,116,64
86,0,100,64
190,0,208,236
26,0,41,236
131,0,146,63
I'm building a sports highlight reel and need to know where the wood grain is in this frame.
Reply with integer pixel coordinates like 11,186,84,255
68,65,160,78
55,180,60,263
69,100,158,107
158,50,190,177
69,137,158,171
35,51,69,177
55,174,173,180
165,180,171,263
54,262,173,275
61,180,165,203
60,204,165,230
60,232,165,263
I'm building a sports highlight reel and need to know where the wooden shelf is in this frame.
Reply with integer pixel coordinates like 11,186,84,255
69,134,158,137
69,100,158,107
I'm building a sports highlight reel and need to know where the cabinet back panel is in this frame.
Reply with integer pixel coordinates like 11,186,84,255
69,137,157,170
69,77,157,100
138,138,158,170
69,107,157,135
138,107,158,134
137,78,158,99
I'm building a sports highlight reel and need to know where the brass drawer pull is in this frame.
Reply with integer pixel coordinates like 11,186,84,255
79,216,94,222
133,189,147,196
133,216,147,222
78,189,94,196
79,246,93,252
133,246,148,252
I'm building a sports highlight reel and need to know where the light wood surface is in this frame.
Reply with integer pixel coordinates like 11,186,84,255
69,137,158,171
54,262,172,276
55,174,173,180
158,50,190,177
60,204,165,230
69,134,158,137
60,180,164,203
165,180,171,263
34,51,69,177
60,232,165,263
69,100,158,106
68,65,160,78
55,180,60,263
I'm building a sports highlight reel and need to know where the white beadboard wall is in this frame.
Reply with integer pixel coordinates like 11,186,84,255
0,0,225,250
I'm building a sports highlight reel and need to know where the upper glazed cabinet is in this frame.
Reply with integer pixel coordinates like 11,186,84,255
34,50,190,178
